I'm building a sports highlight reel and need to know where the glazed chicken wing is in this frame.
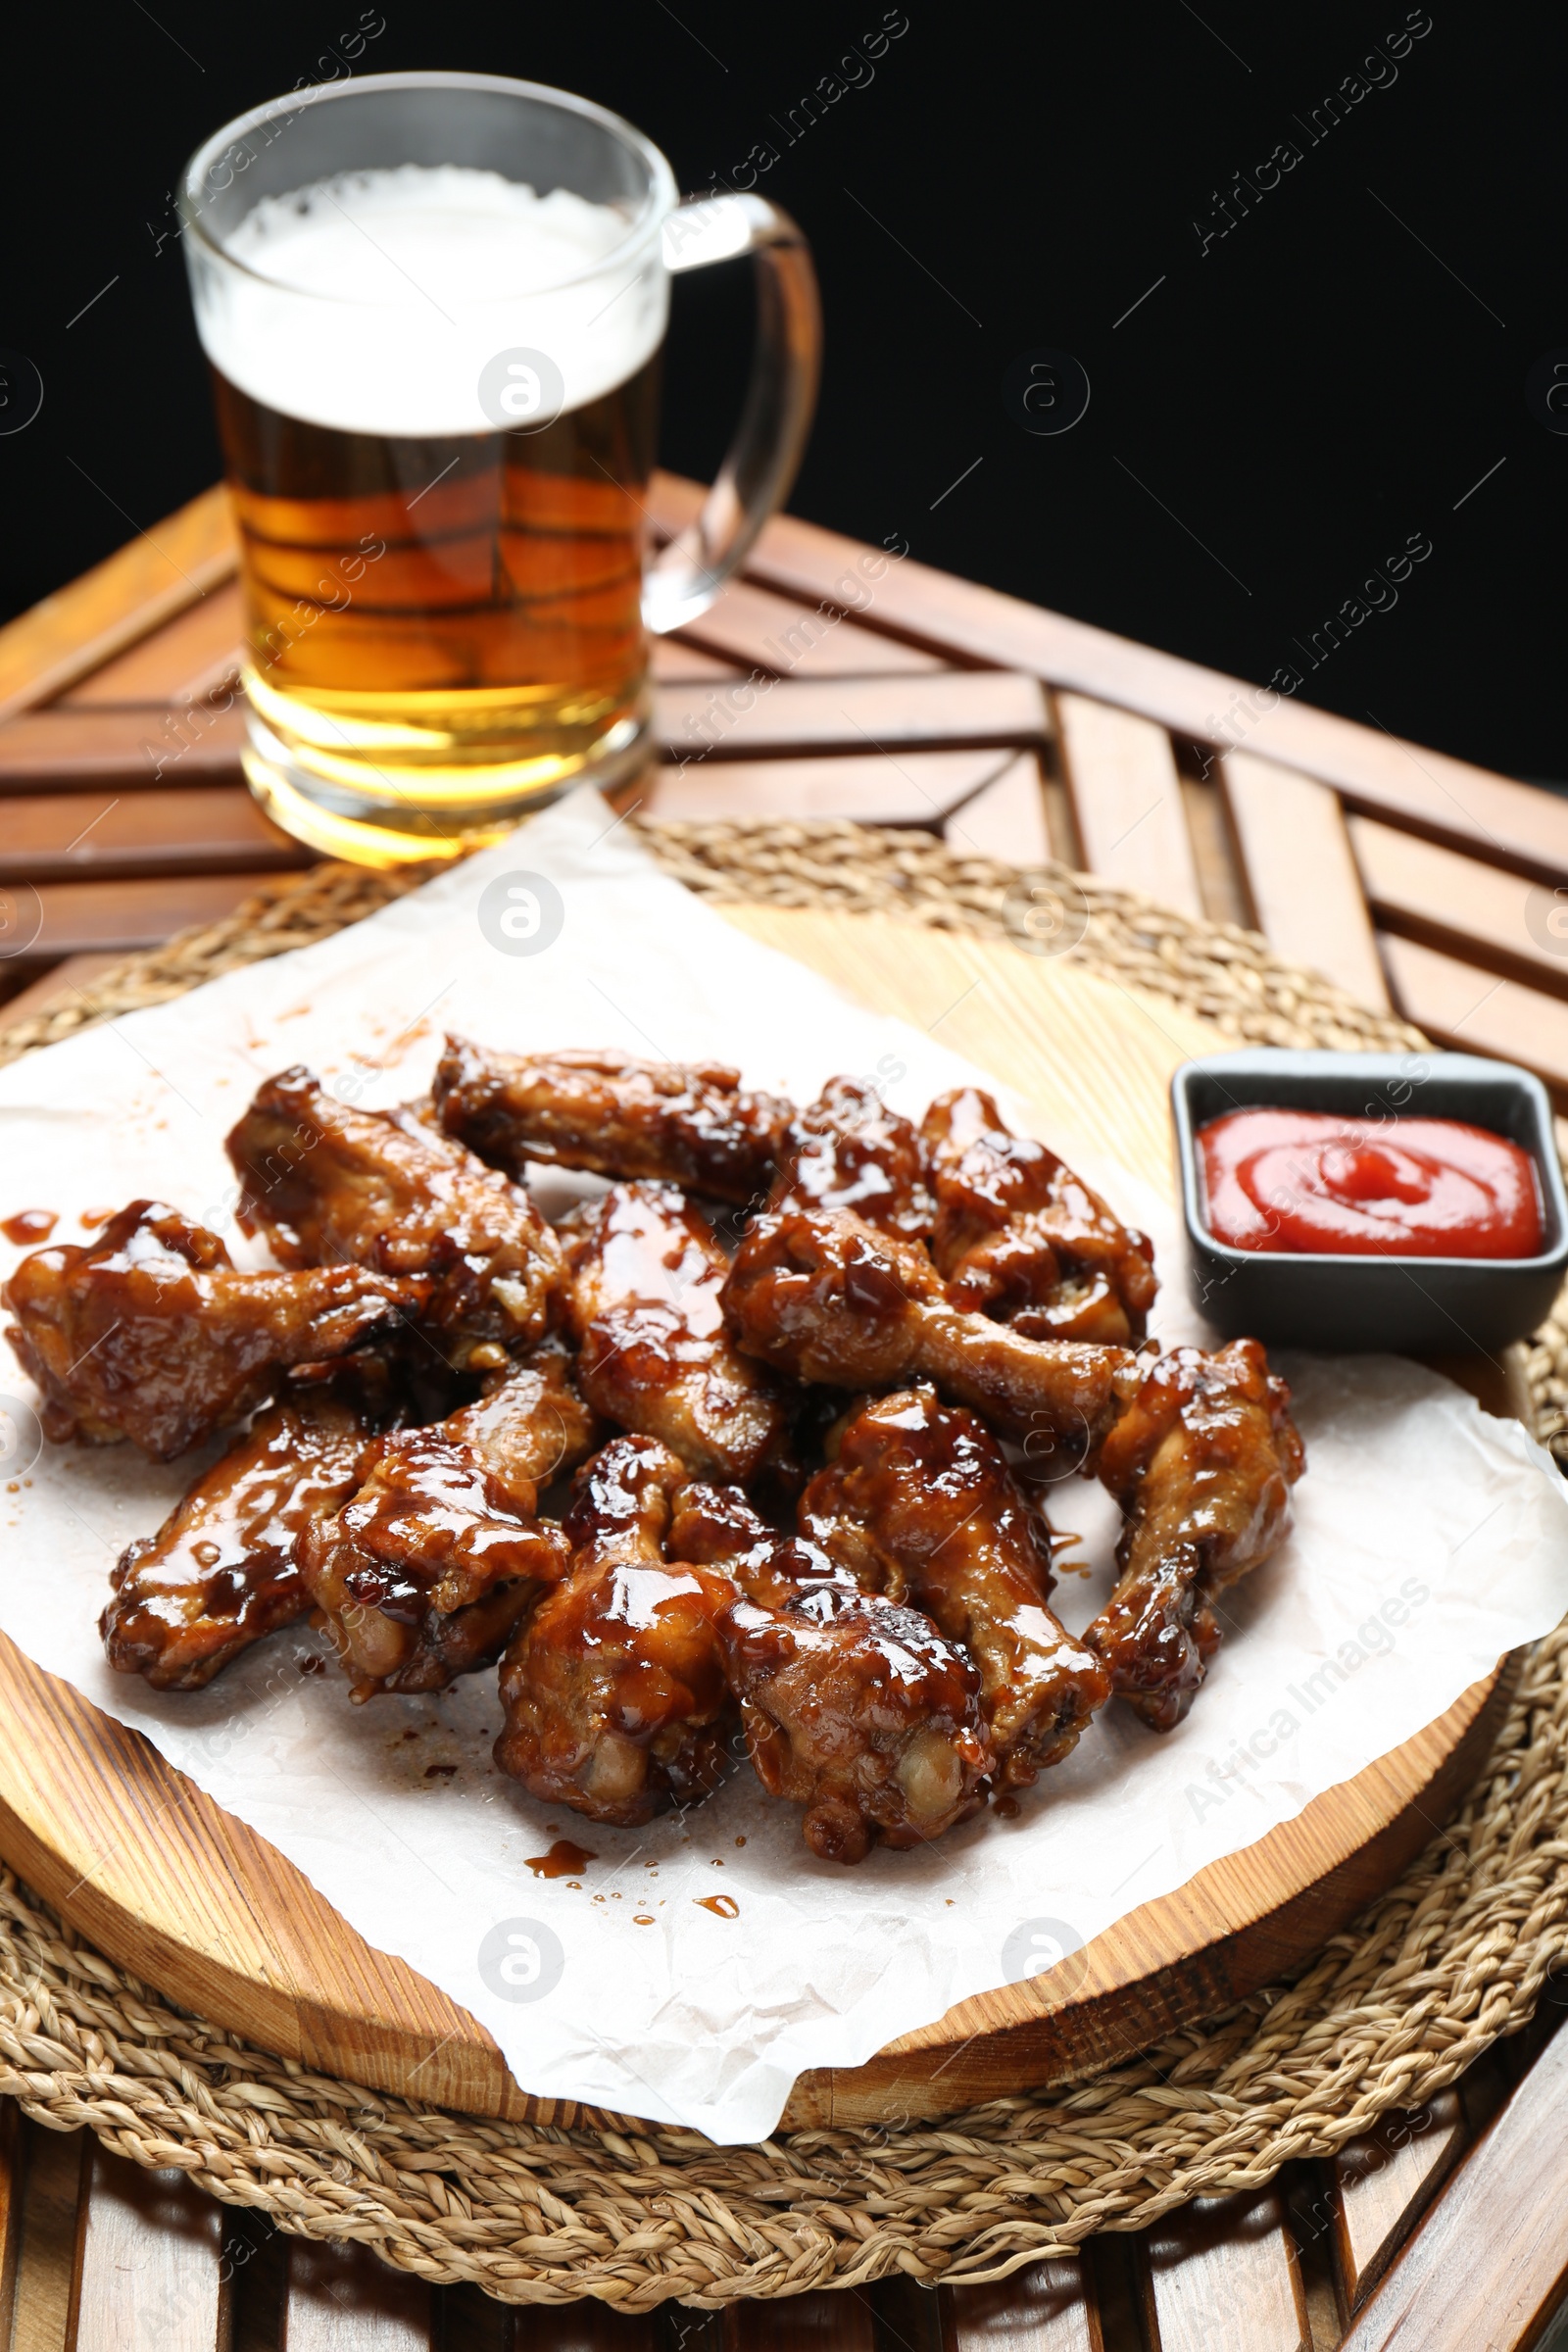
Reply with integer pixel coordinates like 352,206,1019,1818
769,1075,934,1240
101,1383,386,1690
226,1067,563,1368
2,1201,425,1460
721,1206,1136,1464
494,1435,735,1825
921,1088,1157,1344
300,1347,593,1700
434,1039,792,1204
564,1180,790,1482
801,1386,1108,1787
670,1482,992,1863
1085,1341,1305,1730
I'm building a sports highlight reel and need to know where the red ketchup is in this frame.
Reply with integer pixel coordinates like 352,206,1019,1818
1198,1108,1544,1258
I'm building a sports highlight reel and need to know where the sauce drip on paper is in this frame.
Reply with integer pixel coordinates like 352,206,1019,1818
525,1838,598,1879
1,1210,56,1244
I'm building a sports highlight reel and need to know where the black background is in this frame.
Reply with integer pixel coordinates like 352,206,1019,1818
3,1,1563,785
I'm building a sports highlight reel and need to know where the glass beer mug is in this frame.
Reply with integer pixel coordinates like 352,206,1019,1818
179,71,820,864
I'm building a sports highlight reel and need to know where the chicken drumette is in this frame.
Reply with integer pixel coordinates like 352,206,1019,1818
494,1435,736,1825
434,1040,791,1205
1084,1341,1305,1729
226,1067,563,1369
769,1075,934,1240
300,1346,594,1700
3,1201,425,1459
669,1482,993,1863
801,1386,1108,1787
921,1088,1157,1345
721,1205,1136,1464
562,1180,790,1483
101,1379,389,1690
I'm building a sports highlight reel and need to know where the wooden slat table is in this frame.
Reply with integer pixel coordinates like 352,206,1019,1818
2,475,1567,2351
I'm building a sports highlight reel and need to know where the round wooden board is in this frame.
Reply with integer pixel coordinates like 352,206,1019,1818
0,909,1524,2132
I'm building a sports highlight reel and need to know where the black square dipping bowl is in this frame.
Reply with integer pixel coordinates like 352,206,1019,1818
1172,1050,1568,1354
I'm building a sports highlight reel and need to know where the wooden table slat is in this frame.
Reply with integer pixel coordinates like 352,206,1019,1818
1378,931,1568,1102
1054,692,1204,918
21,872,268,962
282,2239,432,2350
0,2104,21,2348
0,706,249,795
638,748,1016,827
655,671,1049,763
0,786,306,885
54,582,245,712
1176,772,1251,931
1338,2020,1568,2351
669,575,947,677
1349,813,1567,1000
944,2259,1105,2349
1140,2190,1310,2352
650,636,748,682
66,2145,225,2352
11,2118,82,2352
506,2300,662,2346
0,486,236,726
721,2285,877,2349
1221,754,1392,1010
1331,2091,1466,2312
942,752,1054,866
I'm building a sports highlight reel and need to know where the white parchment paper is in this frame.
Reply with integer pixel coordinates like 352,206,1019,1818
1,787,1564,2142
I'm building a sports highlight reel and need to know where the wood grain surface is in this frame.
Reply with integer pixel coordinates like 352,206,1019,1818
1350,815,1564,999
1221,755,1392,1012
1054,694,1203,919
946,2259,1103,2351
1378,934,1568,1099
643,474,1568,887
1331,2090,1466,2311
654,669,1049,759
1337,2023,1568,2351
66,2147,225,2352
1141,2189,1311,2352
0,486,235,725
0,912,1513,2132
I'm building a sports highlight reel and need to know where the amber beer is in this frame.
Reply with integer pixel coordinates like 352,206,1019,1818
214,355,661,862
179,74,820,864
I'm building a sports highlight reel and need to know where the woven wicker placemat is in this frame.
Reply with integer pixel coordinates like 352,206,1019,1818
1,818,1565,2311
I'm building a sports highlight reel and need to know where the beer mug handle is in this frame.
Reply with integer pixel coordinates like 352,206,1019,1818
642,193,821,635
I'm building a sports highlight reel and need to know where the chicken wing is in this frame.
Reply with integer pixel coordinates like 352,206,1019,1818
2,1201,425,1460
433,1039,792,1205
299,1347,593,1700
1084,1340,1305,1730
769,1075,934,1240
101,1382,387,1690
669,1482,992,1863
921,1088,1157,1344
800,1386,1108,1787
494,1435,735,1825
226,1067,563,1368
721,1206,1136,1463
563,1180,791,1482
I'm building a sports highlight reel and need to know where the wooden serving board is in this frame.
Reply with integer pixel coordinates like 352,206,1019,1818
0,912,1517,2132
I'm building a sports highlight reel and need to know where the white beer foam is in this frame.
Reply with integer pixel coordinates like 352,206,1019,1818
192,165,666,438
